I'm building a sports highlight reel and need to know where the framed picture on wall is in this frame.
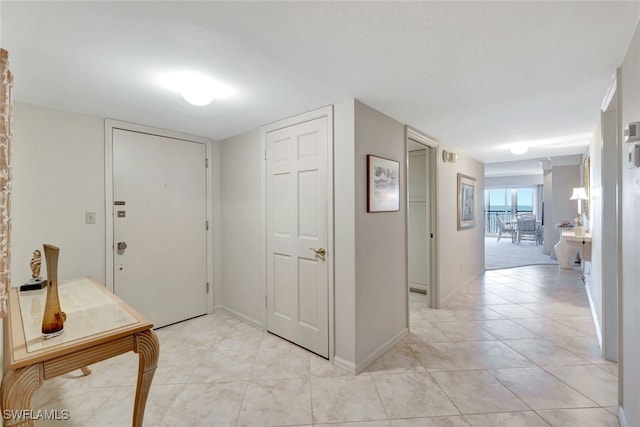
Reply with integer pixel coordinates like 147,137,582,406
457,173,476,229
367,154,400,212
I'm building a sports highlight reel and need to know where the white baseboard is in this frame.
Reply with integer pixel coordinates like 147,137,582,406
354,327,408,374
215,305,264,330
583,277,603,351
439,272,482,307
333,356,357,374
619,406,628,427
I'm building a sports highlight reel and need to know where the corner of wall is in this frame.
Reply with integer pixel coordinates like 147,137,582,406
352,101,407,366
332,98,357,366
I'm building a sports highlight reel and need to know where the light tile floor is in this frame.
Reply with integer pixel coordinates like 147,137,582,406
33,265,618,426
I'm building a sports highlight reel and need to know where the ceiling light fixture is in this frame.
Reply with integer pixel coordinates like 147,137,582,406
159,71,234,106
510,145,528,155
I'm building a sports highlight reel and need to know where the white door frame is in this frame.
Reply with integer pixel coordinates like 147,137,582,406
261,106,334,360
600,72,621,365
104,119,216,314
406,127,439,310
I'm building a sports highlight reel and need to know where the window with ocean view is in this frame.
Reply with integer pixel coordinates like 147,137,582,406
484,186,539,234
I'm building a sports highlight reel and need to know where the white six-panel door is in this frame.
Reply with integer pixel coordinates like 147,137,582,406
112,129,208,328
266,117,329,358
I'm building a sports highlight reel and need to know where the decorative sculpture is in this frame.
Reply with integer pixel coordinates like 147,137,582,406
30,250,41,278
19,249,47,291
41,244,66,337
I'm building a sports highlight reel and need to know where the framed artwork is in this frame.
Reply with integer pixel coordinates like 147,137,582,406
457,173,476,230
367,154,400,212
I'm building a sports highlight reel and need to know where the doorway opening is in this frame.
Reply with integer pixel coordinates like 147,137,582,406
484,185,553,270
406,128,438,331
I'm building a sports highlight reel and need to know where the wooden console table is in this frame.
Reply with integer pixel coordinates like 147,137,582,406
1,277,159,426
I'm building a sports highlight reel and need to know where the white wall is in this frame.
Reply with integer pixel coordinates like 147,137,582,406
218,129,265,327
353,101,408,368
437,146,485,305
620,19,640,427
11,102,106,284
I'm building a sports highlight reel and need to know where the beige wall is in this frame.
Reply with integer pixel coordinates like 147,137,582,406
550,165,580,249
437,145,485,305
333,99,357,367
11,102,106,284
353,100,408,368
542,168,554,255
620,19,640,427
218,128,265,326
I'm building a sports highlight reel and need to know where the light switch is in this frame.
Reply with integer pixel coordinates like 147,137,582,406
85,211,96,224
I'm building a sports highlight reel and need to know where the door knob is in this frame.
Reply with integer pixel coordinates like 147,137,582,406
117,242,128,251
309,247,326,257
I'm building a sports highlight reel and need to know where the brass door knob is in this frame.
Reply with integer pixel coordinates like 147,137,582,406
309,247,326,257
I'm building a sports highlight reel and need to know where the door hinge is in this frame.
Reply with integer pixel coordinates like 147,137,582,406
206,220,209,231
205,158,209,168
265,295,267,307
206,282,210,293
264,149,267,161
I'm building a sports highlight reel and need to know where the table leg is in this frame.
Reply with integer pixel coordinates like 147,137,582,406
0,364,42,427
132,329,159,427
80,366,92,376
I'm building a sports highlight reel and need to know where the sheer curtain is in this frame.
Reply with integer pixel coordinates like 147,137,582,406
0,49,13,317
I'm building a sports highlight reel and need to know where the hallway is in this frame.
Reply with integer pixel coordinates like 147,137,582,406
32,266,617,426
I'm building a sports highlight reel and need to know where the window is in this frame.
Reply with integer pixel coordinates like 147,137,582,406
484,186,540,234
516,188,533,214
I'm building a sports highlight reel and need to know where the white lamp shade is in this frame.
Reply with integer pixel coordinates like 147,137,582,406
570,187,588,200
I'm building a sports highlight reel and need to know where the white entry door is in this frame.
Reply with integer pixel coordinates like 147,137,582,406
112,129,208,328
266,117,329,358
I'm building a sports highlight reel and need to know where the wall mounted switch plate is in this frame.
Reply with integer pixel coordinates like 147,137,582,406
85,211,96,224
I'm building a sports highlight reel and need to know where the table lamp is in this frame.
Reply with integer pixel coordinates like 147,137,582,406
570,187,588,236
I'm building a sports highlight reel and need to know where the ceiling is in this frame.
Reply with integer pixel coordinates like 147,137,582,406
2,1,639,166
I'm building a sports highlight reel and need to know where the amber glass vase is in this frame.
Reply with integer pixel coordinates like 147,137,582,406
41,244,66,335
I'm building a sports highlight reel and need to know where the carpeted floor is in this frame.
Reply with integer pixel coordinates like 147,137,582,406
485,236,557,270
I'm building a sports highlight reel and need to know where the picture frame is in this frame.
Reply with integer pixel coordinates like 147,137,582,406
457,173,476,230
367,154,400,212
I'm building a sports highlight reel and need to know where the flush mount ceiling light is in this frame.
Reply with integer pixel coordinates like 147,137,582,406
510,145,528,155
501,133,591,155
159,71,234,106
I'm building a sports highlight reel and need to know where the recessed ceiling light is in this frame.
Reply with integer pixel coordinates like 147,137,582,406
510,145,528,155
159,71,234,106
